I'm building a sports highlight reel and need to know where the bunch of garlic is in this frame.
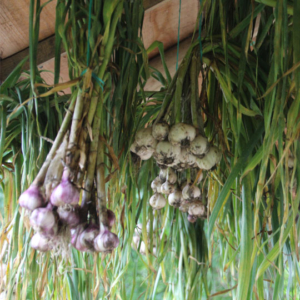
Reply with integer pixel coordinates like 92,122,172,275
131,122,222,171
131,122,221,223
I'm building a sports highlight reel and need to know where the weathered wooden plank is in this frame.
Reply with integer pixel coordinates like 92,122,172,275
38,0,198,86
0,0,164,60
143,0,198,57
0,0,57,59
0,0,198,83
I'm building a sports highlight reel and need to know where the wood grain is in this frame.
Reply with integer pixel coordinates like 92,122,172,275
143,0,198,57
0,0,198,83
0,0,57,59
38,0,198,86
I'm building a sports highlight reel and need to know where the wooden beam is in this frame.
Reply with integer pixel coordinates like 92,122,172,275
0,0,198,83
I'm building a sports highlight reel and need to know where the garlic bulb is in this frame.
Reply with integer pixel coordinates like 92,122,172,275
189,135,210,157
167,168,177,184
179,200,192,213
154,141,181,166
149,193,166,209
182,184,201,200
195,146,222,170
188,202,206,217
168,123,196,146
168,191,183,207
178,148,197,166
159,168,177,184
135,127,157,150
161,182,176,195
159,168,168,181
151,177,163,193
130,140,154,160
152,122,169,141
139,149,154,160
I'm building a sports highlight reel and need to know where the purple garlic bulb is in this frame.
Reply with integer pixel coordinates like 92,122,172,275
71,225,84,250
57,206,80,228
71,224,99,252
50,170,79,207
94,226,119,253
30,232,53,252
30,207,57,236
19,185,46,211
79,224,99,251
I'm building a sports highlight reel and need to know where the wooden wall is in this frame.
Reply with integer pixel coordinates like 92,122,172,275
0,0,199,89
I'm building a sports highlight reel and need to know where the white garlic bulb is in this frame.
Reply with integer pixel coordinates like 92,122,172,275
189,135,210,157
195,146,222,170
149,193,166,209
188,202,206,216
152,122,169,141
151,177,163,193
154,141,181,166
168,190,183,208
182,184,201,200
161,182,176,195
168,123,196,146
135,127,157,150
